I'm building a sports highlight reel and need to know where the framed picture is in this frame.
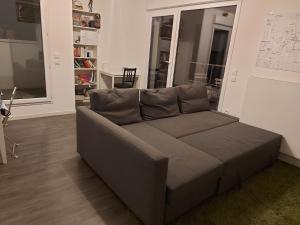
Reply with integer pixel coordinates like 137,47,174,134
16,2,41,23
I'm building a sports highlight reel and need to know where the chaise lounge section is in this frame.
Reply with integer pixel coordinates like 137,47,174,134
77,84,282,225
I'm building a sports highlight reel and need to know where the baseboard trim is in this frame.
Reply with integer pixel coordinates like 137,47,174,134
279,153,300,168
11,110,76,121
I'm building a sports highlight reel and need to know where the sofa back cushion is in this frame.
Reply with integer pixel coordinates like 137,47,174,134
140,87,180,120
89,88,142,125
177,84,210,113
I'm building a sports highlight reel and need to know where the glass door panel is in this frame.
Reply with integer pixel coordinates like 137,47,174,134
0,0,47,100
173,6,236,109
147,15,174,89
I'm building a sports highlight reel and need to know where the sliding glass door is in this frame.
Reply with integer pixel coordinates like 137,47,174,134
147,10,178,89
173,6,236,109
0,0,48,101
147,4,238,109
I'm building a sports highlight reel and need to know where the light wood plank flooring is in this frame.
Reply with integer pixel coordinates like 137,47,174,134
0,115,140,225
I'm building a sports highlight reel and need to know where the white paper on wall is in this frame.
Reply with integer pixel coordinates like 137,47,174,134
256,12,300,73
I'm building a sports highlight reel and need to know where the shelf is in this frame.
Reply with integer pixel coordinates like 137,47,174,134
74,57,97,59
75,95,91,103
73,42,97,47
73,25,97,31
72,9,99,16
75,83,96,86
74,68,97,71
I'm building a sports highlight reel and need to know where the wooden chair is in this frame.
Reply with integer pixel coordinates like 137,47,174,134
114,68,137,88
2,87,20,159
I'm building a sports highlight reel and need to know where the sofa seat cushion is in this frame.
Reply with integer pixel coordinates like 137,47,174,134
122,122,223,205
145,111,238,138
179,122,282,193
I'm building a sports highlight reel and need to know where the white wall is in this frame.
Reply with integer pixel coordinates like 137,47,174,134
241,77,300,159
221,0,300,117
97,0,149,87
11,0,75,120
221,0,300,159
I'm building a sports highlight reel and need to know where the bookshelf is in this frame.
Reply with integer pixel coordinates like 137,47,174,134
72,7,100,106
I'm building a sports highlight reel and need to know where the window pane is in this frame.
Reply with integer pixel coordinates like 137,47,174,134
0,0,46,100
148,15,174,89
173,6,236,109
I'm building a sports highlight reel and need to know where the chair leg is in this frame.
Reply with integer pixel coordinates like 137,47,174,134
11,143,19,159
5,135,20,159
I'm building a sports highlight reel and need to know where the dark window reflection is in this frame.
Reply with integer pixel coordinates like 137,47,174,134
173,6,236,110
0,0,46,100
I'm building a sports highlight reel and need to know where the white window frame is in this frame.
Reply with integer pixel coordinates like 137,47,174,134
3,0,52,106
144,8,180,89
146,0,242,112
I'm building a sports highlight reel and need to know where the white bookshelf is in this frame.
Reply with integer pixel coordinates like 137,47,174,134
72,6,100,105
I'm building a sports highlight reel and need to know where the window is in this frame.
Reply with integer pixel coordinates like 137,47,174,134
173,6,236,109
0,0,47,101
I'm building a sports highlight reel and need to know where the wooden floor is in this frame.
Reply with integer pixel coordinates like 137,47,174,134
0,114,139,225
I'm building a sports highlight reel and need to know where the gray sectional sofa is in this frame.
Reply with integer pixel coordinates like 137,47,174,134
77,84,282,225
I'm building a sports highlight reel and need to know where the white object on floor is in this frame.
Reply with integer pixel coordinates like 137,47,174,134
0,115,7,164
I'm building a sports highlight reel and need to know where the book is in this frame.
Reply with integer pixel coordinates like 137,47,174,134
74,47,81,57
83,59,95,68
74,60,80,68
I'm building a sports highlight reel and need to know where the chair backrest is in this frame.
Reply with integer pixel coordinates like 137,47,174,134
2,87,17,126
122,68,137,87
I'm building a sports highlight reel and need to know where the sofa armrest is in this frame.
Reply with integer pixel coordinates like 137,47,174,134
76,107,168,225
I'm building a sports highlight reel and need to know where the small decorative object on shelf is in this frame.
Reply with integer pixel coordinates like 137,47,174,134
72,0,83,10
95,14,101,29
73,13,81,26
88,0,93,12
81,16,90,27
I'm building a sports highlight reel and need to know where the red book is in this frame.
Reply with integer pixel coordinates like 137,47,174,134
83,60,91,68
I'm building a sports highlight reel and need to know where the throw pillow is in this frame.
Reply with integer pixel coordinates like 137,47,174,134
177,83,210,113
140,87,180,120
89,88,142,125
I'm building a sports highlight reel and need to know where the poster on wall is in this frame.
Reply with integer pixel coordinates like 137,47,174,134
256,12,300,73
